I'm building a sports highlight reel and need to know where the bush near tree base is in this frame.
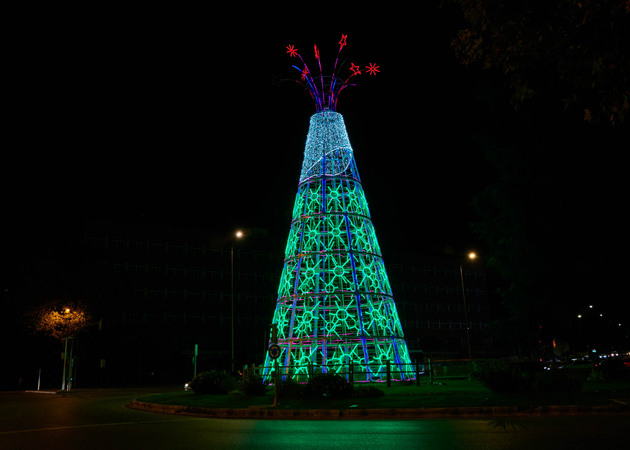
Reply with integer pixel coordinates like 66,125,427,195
240,374,267,396
474,361,583,394
352,385,385,398
473,362,535,393
303,373,353,399
189,370,236,395
276,377,304,399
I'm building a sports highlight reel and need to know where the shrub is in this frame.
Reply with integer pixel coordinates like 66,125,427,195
304,372,353,399
352,385,385,398
533,370,582,393
473,362,536,393
276,377,304,399
240,374,267,396
189,370,236,395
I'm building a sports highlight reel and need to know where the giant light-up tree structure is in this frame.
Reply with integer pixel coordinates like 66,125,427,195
264,35,414,381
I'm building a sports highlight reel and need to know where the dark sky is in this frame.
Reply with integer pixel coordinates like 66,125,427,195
7,8,498,258
4,5,628,345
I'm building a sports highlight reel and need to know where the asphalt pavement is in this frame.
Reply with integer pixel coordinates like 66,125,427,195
1,388,629,449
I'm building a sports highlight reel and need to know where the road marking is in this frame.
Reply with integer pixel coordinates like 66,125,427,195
0,418,205,435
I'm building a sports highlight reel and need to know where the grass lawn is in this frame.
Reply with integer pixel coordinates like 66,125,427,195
135,378,630,411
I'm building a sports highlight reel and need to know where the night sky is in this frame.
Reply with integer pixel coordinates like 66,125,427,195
6,7,492,259
6,5,627,330
1,1,628,374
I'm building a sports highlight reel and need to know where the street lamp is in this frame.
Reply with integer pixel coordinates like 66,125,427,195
231,230,244,373
61,335,69,391
61,308,72,391
459,251,477,359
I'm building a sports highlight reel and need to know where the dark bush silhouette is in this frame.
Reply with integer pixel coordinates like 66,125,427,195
240,374,267,396
303,373,352,399
189,370,235,394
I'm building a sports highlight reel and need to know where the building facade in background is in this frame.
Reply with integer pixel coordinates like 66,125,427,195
78,218,491,385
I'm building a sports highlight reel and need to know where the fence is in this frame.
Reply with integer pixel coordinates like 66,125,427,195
244,359,482,386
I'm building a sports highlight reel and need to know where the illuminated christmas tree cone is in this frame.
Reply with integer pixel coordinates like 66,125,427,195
264,110,414,382
263,37,414,382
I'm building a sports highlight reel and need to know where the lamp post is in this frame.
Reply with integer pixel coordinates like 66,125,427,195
459,252,477,359
60,308,71,391
231,230,244,373
61,336,69,391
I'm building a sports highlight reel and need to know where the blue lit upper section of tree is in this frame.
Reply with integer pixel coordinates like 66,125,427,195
300,111,354,182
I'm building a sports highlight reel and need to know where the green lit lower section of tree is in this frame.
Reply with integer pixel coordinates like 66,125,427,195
264,111,414,381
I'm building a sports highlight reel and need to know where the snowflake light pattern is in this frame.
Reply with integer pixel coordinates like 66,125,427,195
366,63,380,75
286,45,298,57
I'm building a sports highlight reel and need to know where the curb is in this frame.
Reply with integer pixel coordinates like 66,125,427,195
127,400,629,420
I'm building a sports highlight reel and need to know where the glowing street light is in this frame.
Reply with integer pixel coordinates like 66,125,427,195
460,251,478,359
26,302,90,390
231,230,244,373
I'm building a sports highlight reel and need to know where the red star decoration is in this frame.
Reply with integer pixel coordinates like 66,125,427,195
300,67,309,80
349,62,361,76
365,63,380,75
339,34,347,49
286,45,298,57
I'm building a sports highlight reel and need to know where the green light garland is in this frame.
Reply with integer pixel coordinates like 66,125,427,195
265,111,414,382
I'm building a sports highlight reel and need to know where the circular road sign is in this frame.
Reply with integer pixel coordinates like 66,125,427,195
268,344,281,359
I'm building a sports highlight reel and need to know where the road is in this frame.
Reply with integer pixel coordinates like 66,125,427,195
1,388,628,449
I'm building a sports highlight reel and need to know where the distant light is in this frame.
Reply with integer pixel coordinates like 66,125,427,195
235,230,244,239
468,252,477,260
577,314,582,318
589,305,593,309
65,308,70,313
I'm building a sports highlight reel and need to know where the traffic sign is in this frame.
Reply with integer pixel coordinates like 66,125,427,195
268,344,281,359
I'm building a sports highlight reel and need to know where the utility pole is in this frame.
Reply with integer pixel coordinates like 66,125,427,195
459,264,472,359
